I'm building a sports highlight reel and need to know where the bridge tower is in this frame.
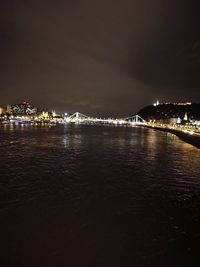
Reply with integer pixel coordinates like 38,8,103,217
75,112,79,120
124,115,146,125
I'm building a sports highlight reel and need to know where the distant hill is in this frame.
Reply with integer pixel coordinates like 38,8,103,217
137,103,200,121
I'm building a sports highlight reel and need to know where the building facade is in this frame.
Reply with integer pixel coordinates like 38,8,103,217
11,102,37,115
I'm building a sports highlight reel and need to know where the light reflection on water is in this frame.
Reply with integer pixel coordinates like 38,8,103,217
0,124,200,267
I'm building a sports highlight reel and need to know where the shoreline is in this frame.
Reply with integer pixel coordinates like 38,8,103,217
145,125,200,149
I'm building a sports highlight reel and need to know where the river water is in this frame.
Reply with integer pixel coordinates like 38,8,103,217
0,124,200,267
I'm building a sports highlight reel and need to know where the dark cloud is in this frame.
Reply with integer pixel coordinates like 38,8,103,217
0,0,200,116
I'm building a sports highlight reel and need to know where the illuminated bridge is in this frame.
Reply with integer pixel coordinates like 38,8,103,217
64,112,146,126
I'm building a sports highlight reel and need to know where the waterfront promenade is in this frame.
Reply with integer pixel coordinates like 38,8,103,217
145,123,200,149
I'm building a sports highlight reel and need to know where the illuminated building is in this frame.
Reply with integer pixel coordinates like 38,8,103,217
177,117,181,124
0,105,11,115
153,100,160,106
154,101,192,106
183,112,188,121
0,107,6,115
11,102,37,115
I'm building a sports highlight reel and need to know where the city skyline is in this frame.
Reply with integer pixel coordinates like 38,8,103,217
0,100,198,117
1,1,200,116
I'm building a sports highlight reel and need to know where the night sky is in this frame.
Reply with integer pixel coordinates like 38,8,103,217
1,0,200,116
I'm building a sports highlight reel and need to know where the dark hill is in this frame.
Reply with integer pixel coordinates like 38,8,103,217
137,103,200,121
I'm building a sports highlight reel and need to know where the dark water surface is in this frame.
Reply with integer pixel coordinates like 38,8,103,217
0,124,200,267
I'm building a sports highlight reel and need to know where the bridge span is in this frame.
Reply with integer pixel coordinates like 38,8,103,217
64,112,146,126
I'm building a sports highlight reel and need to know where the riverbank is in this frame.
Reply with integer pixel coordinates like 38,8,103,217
145,125,200,149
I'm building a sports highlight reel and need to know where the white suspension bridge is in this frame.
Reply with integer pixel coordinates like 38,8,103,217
63,112,146,126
